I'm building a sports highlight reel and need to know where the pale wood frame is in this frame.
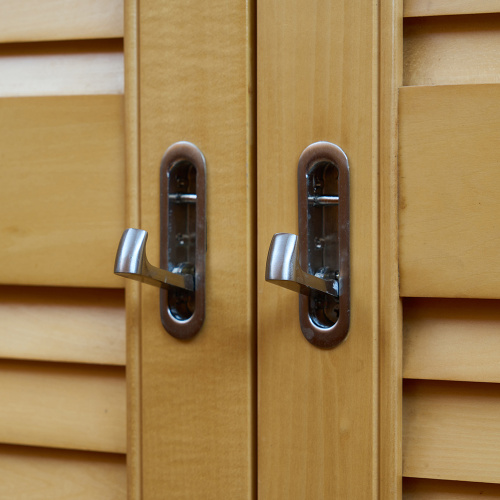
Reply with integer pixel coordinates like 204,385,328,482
379,0,403,498
124,0,255,498
125,0,403,497
124,0,141,498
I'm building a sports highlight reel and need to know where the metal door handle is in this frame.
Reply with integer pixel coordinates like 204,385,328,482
266,233,338,297
115,228,194,290
265,142,350,349
114,141,206,340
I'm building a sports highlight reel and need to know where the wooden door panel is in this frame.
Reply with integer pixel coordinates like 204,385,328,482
257,0,379,496
136,0,255,497
399,84,500,298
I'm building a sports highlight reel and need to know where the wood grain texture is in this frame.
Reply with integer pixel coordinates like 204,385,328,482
380,0,404,498
0,0,123,43
399,85,500,298
257,0,378,497
0,286,125,365
138,0,255,498
0,445,126,500
404,0,500,17
0,40,124,97
403,298,500,383
403,379,500,483
403,15,500,86
0,96,125,288
0,361,126,454
404,477,500,499
124,0,142,498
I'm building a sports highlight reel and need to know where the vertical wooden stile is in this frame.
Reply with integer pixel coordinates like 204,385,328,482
379,0,403,498
134,1,255,497
124,0,141,498
257,0,381,497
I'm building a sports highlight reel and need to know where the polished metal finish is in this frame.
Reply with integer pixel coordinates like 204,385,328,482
298,142,350,349
160,141,206,340
114,141,206,340
265,141,350,349
307,195,339,206
114,228,194,290
266,233,338,296
168,193,197,203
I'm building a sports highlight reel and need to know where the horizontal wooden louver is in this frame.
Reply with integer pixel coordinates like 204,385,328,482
0,287,125,365
0,40,124,97
0,445,126,500
403,298,500,383
0,95,125,288
404,379,500,484
404,14,500,86
399,84,500,299
404,0,500,17
0,0,124,43
403,477,500,499
0,361,126,454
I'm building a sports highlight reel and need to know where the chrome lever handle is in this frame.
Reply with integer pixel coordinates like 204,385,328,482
265,233,338,297
114,228,194,291
264,142,350,349
113,141,206,340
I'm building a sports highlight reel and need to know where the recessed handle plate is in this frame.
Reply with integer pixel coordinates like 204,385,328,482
298,141,350,348
114,142,206,340
160,141,206,340
264,142,350,349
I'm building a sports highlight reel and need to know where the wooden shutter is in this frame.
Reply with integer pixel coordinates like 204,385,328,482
0,2,127,498
400,4,500,497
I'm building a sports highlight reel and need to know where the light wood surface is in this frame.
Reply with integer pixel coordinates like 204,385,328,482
403,15,500,86
0,286,125,365
124,0,142,497
138,0,255,497
404,478,500,499
0,3,129,499
404,0,500,17
0,0,123,43
257,0,378,497
0,361,126,454
380,0,404,498
0,40,124,97
0,95,125,288
403,379,500,483
399,84,500,298
404,298,500,383
0,445,126,500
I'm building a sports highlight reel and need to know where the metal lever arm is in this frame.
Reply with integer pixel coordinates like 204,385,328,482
114,228,194,291
265,233,338,297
